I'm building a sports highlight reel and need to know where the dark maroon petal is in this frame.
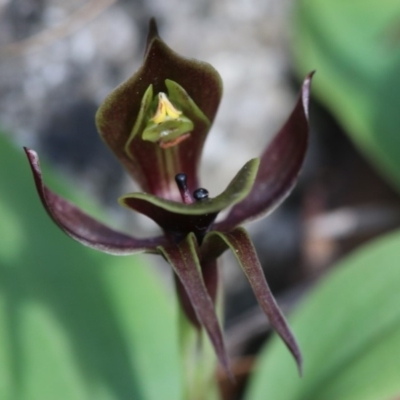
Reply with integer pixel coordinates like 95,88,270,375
174,273,201,328
25,148,166,255
216,73,314,231
158,234,231,377
203,227,303,375
96,19,222,199
173,258,219,329
201,259,219,306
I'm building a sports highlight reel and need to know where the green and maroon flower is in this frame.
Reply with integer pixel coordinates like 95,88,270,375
25,19,313,376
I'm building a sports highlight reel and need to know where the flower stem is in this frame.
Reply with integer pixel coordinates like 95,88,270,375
177,276,223,400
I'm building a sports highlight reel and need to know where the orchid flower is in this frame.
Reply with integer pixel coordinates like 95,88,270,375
24,19,313,377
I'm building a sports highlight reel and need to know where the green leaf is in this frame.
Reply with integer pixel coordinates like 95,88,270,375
292,0,400,190
245,228,400,400
0,134,182,400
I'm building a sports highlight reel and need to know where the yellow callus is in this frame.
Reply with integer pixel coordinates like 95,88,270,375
151,93,182,124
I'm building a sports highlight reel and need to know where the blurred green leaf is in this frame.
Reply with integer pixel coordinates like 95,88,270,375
0,134,182,400
245,229,400,400
292,0,400,190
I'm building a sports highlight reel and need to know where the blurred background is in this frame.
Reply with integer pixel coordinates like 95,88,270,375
1,0,400,399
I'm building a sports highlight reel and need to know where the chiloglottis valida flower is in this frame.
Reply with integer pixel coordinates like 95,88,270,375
24,19,313,376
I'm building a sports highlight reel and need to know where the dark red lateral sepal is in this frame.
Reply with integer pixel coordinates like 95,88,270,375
24,148,167,255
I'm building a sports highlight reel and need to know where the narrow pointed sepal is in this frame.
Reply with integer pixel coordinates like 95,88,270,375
173,258,219,331
24,148,166,255
217,72,314,231
158,233,232,377
203,227,303,375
